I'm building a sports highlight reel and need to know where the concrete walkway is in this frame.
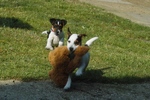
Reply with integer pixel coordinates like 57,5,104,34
79,0,150,27
0,80,150,100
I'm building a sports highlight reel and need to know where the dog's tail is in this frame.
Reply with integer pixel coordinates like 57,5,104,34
85,37,98,46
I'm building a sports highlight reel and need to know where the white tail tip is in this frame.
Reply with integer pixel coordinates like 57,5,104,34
85,37,98,46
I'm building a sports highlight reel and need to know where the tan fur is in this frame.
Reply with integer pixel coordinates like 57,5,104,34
48,46,89,87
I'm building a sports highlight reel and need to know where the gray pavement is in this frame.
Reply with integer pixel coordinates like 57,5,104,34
79,0,150,27
0,80,150,100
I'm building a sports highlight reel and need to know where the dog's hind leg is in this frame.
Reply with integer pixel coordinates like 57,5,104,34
45,37,54,50
58,40,64,47
58,35,64,47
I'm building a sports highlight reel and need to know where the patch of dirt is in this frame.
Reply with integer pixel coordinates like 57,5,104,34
79,0,150,27
0,80,150,100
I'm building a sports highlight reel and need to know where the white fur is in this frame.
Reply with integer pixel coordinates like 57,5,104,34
42,31,48,35
67,34,79,51
85,37,98,46
63,75,71,90
65,34,98,89
45,31,64,50
75,37,98,76
75,52,90,76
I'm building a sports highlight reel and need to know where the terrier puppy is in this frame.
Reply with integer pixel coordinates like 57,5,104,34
64,28,98,90
42,18,67,50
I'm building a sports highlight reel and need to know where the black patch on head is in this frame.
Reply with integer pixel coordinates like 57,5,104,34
49,18,67,29
76,35,82,45
75,34,87,45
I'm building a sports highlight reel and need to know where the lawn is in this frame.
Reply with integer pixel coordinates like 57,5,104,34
0,0,150,83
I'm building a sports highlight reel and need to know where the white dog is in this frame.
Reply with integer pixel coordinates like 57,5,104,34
64,28,98,90
42,18,67,50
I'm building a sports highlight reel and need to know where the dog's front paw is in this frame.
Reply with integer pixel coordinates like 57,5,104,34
42,31,48,34
64,76,71,90
64,84,71,91
45,46,53,50
75,70,83,76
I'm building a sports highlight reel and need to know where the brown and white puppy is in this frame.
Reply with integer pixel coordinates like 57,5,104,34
64,28,98,90
42,18,67,50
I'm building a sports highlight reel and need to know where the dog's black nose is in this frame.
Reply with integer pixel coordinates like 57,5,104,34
69,47,73,52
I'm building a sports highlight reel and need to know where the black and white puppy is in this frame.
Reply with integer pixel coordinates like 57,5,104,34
42,18,67,50
64,28,98,90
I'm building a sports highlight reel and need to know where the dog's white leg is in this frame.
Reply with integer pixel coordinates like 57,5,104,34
76,64,87,76
76,53,90,76
58,41,63,47
64,75,72,90
58,37,64,47
45,38,53,50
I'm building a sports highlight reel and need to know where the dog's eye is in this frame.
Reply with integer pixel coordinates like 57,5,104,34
68,40,70,43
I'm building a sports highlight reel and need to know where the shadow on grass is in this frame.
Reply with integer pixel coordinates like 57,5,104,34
72,67,109,83
21,67,150,84
0,17,33,29
72,67,150,84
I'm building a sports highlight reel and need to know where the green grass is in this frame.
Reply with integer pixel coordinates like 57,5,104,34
0,0,150,83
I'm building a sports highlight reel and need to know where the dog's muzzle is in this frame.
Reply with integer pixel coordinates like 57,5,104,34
69,47,74,52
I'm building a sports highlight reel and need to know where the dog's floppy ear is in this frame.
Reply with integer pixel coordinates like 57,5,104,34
77,34,87,45
49,18,56,25
67,27,72,37
78,34,87,38
61,19,67,26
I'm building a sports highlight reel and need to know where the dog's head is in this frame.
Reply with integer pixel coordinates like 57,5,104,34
50,18,67,35
67,28,86,52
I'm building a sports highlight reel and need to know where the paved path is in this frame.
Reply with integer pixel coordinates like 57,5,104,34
79,0,150,27
0,80,150,100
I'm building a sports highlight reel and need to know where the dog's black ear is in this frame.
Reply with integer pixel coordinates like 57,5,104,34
77,34,86,46
61,19,67,26
67,27,72,38
79,34,87,38
49,18,56,25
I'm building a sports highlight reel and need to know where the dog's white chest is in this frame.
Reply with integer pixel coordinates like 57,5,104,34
45,31,64,50
52,35,59,45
